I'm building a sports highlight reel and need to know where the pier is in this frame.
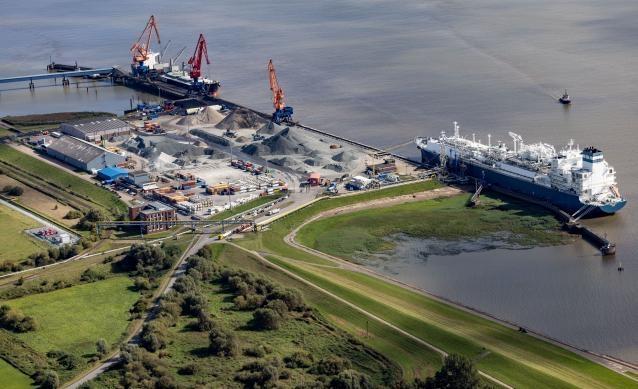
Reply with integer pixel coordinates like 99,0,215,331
487,185,616,255
0,67,114,88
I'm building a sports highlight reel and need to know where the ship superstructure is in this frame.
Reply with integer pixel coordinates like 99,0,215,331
415,122,626,216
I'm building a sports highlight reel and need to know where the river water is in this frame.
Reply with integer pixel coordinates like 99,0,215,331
1,0,638,362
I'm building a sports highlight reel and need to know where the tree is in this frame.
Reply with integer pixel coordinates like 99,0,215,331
417,354,481,389
3,185,23,196
34,370,59,389
96,338,109,357
252,308,282,330
63,210,83,220
196,311,215,332
209,326,239,356
330,369,374,389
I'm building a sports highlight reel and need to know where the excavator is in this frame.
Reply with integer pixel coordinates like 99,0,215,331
130,15,161,77
268,59,294,124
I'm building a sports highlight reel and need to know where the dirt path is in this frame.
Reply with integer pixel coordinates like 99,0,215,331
64,233,207,389
227,242,514,389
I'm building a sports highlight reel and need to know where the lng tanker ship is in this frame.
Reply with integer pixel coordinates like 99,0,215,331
415,122,626,216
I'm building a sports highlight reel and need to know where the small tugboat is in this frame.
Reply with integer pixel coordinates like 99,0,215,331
558,89,571,105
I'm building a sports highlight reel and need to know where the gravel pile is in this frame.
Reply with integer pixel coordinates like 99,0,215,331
197,106,225,124
216,108,268,131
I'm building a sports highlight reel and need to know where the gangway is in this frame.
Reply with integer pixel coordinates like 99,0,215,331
571,204,596,222
468,183,484,207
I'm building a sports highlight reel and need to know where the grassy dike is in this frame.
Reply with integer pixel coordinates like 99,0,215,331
217,244,442,381
236,181,638,388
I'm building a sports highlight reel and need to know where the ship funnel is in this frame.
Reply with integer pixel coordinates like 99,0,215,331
488,134,491,148
453,121,460,138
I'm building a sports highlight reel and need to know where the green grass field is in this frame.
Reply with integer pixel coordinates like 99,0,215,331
162,262,400,386
0,128,15,137
297,194,567,260
0,145,127,216
6,277,138,357
0,203,47,264
234,181,638,388
2,112,115,131
0,359,33,389
218,244,442,381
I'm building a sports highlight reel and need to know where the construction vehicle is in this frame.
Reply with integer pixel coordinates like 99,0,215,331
268,59,294,124
130,15,161,77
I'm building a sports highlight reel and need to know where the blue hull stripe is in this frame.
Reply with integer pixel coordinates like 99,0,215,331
420,149,626,215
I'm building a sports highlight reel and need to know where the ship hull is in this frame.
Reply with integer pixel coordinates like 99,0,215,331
420,149,625,216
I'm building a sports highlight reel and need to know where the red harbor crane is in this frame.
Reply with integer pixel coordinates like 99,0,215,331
187,33,210,83
130,15,160,76
268,59,294,124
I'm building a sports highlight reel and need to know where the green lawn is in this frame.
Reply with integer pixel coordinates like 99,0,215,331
6,276,139,357
0,145,127,216
297,194,567,260
0,128,15,137
0,203,47,264
0,359,33,389
234,181,638,388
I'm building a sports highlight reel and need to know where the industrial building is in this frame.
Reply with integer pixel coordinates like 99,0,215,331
97,166,129,183
45,136,126,172
60,117,130,142
128,201,177,234
126,170,151,187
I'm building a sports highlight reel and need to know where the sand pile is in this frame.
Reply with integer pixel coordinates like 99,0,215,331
138,137,204,161
332,150,358,163
197,106,225,125
150,152,179,171
242,127,309,156
175,115,202,126
323,163,345,172
269,156,298,168
216,108,268,130
256,122,286,135
235,136,250,143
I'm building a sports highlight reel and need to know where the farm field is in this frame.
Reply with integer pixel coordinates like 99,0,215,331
6,276,138,357
0,144,127,216
0,175,79,226
0,359,33,389
0,203,46,264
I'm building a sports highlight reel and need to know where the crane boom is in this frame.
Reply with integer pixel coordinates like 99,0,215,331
187,33,210,81
130,15,161,64
267,59,293,124
268,59,285,111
